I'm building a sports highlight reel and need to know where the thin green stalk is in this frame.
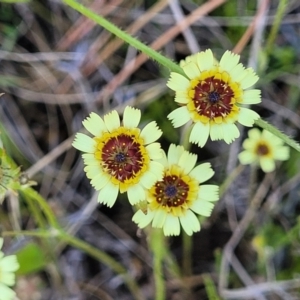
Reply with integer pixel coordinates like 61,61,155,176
149,229,166,300
180,125,192,151
164,248,181,278
62,0,185,77
182,232,192,276
265,0,288,55
164,246,193,297
255,118,300,152
20,187,60,229
62,0,300,156
203,274,221,300
3,230,53,238
19,187,62,267
4,229,145,300
180,125,193,278
21,189,47,230
60,232,145,300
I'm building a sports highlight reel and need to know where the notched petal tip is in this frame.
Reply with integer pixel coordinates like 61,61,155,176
123,106,141,128
167,107,191,128
220,50,240,73
72,133,96,153
140,121,162,144
82,112,106,136
167,72,190,91
104,110,121,132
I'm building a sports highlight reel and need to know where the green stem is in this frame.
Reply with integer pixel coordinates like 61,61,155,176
150,229,166,300
180,125,192,151
255,118,300,152
21,189,47,230
182,232,192,276
60,232,145,300
4,229,145,300
62,0,300,155
265,0,288,55
180,127,193,278
20,187,60,229
3,230,53,238
164,248,181,278
62,0,185,76
203,274,221,300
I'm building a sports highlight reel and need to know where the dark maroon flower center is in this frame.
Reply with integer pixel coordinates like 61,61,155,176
154,175,189,207
208,91,220,103
192,76,234,119
101,134,144,182
256,144,269,156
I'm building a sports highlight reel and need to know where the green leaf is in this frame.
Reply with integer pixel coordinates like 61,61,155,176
203,274,222,300
16,242,48,275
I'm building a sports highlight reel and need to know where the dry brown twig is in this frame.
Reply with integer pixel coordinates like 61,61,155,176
232,0,270,55
97,0,227,104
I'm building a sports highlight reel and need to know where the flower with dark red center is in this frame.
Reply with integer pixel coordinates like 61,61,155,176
238,128,290,173
256,144,269,156
72,106,164,207
167,49,261,147
133,144,219,236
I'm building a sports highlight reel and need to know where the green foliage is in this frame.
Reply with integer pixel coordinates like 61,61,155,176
255,119,300,153
0,75,20,88
0,3,21,50
260,46,297,84
252,218,300,280
0,0,299,298
0,123,31,170
212,1,252,45
285,148,300,177
203,274,222,300
16,242,48,275
269,46,296,69
0,147,21,203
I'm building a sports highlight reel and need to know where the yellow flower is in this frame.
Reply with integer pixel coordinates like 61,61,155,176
0,238,20,300
238,128,290,172
72,106,164,207
167,49,261,147
132,144,219,236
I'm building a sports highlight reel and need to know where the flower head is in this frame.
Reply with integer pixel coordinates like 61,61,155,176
167,49,261,147
72,106,164,207
238,128,290,172
0,238,20,300
132,144,219,236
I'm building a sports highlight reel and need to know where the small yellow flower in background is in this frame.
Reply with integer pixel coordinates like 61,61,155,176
72,106,164,207
0,238,20,300
167,49,261,147
252,234,267,263
238,128,290,172
132,144,219,236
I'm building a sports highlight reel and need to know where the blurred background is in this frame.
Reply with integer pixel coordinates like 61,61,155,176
0,0,300,299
